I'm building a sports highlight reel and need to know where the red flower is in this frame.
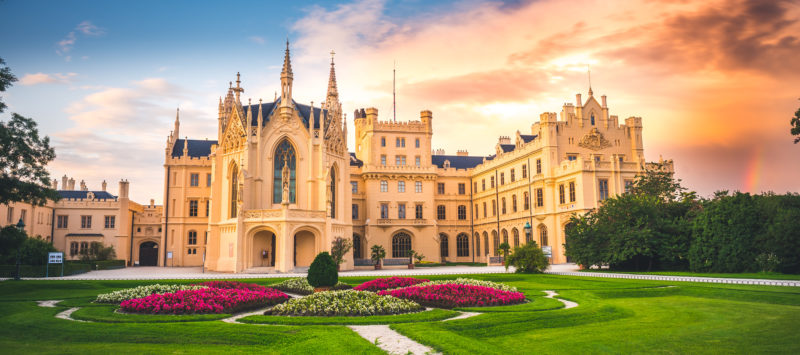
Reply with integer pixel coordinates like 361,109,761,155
378,284,525,308
120,287,289,315
353,277,430,292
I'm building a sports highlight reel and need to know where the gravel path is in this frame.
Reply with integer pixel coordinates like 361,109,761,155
442,311,481,321
36,300,62,307
55,307,87,322
349,325,440,355
543,290,578,309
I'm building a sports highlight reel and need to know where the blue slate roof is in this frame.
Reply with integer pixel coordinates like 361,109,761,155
58,190,117,200
243,98,325,130
349,153,363,167
520,134,537,143
171,139,218,158
431,155,485,169
500,144,516,153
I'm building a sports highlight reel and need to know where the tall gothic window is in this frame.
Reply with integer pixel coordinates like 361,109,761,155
230,164,239,218
330,167,336,219
440,234,449,257
353,234,362,259
273,139,297,204
392,233,412,258
456,234,469,257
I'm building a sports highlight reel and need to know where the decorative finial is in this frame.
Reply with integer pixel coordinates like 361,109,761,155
330,50,335,63
587,64,593,96
236,72,241,88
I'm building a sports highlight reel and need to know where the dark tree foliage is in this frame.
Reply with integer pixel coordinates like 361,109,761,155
791,99,800,144
307,251,338,287
0,225,26,259
0,58,58,205
79,242,116,262
330,236,352,265
629,162,686,202
505,242,549,273
0,226,57,265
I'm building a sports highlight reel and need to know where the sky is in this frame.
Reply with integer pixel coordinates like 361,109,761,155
1,0,799,203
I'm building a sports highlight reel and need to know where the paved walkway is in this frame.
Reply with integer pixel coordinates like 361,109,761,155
5,264,799,286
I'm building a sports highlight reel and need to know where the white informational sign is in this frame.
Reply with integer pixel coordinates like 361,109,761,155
167,251,173,259
542,246,552,257
48,252,63,264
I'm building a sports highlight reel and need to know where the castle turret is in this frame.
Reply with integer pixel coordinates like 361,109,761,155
420,110,432,131
62,175,68,190
118,179,130,199
102,180,107,191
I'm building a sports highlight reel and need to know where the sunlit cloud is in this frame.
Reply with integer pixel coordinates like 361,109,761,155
19,72,78,85
56,21,104,59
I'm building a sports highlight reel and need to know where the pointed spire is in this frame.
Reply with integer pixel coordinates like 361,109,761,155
587,64,593,96
257,98,263,127
174,108,180,138
281,39,293,79
326,50,338,101
233,72,244,102
183,137,188,157
280,39,294,107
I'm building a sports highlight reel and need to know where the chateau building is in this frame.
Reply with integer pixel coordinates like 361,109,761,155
161,43,672,272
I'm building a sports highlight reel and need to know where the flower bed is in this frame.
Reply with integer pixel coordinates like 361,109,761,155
353,277,430,292
378,284,526,308
398,278,517,292
120,287,289,314
194,281,270,292
270,278,352,295
267,290,424,316
95,284,206,303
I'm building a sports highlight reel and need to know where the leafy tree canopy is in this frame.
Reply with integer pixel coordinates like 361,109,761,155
629,162,687,202
791,98,800,144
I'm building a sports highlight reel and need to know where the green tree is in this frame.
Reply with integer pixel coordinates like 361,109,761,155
307,251,338,288
0,57,58,205
629,162,686,202
0,225,26,264
498,242,511,261
791,99,800,144
505,242,549,273
79,242,116,261
330,236,352,266
18,237,57,265
370,244,386,266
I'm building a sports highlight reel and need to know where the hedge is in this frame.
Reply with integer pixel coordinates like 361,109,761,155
0,262,91,277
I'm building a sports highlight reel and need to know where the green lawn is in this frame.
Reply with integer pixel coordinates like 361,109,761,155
1,274,799,354
579,269,800,280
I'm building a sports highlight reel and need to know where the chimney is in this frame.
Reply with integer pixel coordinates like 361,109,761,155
457,150,468,157
79,180,87,191
601,95,607,108
150,199,155,207
498,136,511,145
61,175,68,189
68,178,75,190
102,180,107,191
365,107,378,122
576,93,582,106
52,179,58,189
119,179,130,199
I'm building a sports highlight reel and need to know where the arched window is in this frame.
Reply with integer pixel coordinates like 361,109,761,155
502,229,508,245
523,191,529,210
492,230,499,256
492,200,497,216
330,167,336,219
230,164,239,218
353,234,362,259
188,230,197,245
392,233,412,258
540,225,548,246
273,139,297,204
474,232,480,257
512,228,520,248
591,113,595,125
440,234,449,257
501,197,506,214
483,232,489,256
457,233,470,257
69,242,78,256
512,195,517,212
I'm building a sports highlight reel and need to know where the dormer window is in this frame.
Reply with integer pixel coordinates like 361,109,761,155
591,113,595,125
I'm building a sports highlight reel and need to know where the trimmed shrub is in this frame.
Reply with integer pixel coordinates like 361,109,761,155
505,243,549,273
307,252,338,288
268,290,423,316
353,277,429,292
378,284,526,308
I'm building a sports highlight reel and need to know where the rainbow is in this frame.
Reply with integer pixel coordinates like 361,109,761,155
743,146,763,193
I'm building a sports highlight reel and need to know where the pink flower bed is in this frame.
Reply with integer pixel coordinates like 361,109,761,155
195,280,269,292
353,277,430,292
378,284,526,308
120,287,289,315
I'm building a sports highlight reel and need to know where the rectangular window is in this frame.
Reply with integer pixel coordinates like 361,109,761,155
57,215,68,228
624,179,634,193
104,215,115,229
437,183,445,194
401,138,406,147
473,182,478,193
398,181,405,193
381,155,386,166
559,184,566,204
381,137,386,147
483,202,487,218
524,192,530,210
6,207,13,223
81,215,92,229
599,179,609,201
594,156,601,163
510,169,515,182
395,155,406,165
352,204,358,219
536,188,544,207
437,205,446,220
415,156,421,166
206,173,212,187
189,200,198,217
500,173,505,185
398,203,406,219
569,182,576,202
492,200,497,216
415,181,422,193
415,138,420,148
351,181,358,193
536,159,542,174
415,204,423,219
458,183,466,195
482,179,486,191
458,205,467,220
512,195,517,212
206,200,210,216
20,210,26,224
380,203,389,219
522,164,527,178
490,176,495,188
190,173,199,187
567,155,577,161
380,180,388,192
396,138,401,147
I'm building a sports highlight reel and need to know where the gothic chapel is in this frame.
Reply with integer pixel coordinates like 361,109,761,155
164,42,352,273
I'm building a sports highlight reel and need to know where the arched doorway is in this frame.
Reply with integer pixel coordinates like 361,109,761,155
252,230,276,268
139,242,158,266
294,230,316,267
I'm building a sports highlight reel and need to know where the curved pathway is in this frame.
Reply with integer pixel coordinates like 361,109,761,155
543,290,578,309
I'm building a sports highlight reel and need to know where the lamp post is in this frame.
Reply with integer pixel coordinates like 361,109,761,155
14,217,25,281
524,222,532,245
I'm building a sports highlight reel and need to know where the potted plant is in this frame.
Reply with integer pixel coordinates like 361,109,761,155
407,249,416,269
330,236,352,271
498,242,511,263
412,251,425,269
307,252,338,292
370,245,386,270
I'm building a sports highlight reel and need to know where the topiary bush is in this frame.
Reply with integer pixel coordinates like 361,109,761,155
307,252,338,288
505,242,549,273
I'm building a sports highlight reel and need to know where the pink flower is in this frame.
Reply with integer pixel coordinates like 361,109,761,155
120,286,289,315
353,277,430,292
377,284,525,308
